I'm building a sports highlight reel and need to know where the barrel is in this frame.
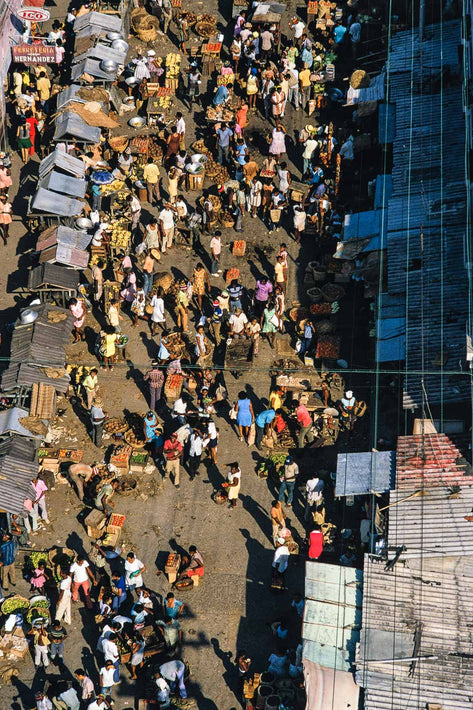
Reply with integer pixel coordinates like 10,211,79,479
307,286,322,303
265,694,279,710
255,685,273,709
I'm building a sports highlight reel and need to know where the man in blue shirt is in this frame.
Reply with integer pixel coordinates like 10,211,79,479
215,122,233,165
0,533,17,591
213,83,231,107
255,407,276,449
111,571,127,612
334,21,347,44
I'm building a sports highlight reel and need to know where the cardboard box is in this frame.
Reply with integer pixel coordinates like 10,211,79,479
84,509,107,539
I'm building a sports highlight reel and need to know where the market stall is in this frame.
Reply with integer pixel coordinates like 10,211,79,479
27,264,80,307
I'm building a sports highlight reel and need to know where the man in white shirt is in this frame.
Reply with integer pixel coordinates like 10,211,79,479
70,557,96,610
159,660,187,698
124,551,146,591
229,308,248,339
127,194,142,233
292,18,305,40
176,112,186,150
188,429,204,479
272,540,290,574
305,476,324,521
172,396,188,426
155,670,171,706
102,634,119,663
87,693,111,710
159,204,177,252
99,660,118,699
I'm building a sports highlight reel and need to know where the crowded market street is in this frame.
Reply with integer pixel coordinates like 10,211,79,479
0,0,414,708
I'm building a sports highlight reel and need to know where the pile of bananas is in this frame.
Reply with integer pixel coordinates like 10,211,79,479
100,178,126,196
157,95,172,108
165,52,181,79
110,221,131,248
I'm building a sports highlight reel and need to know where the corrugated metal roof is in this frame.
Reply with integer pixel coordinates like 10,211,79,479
71,58,117,83
29,263,80,291
357,557,473,710
73,10,122,33
303,562,363,672
0,436,38,517
0,407,44,439
36,226,92,252
73,42,127,66
37,170,86,199
388,19,461,73
387,485,473,559
31,187,85,217
336,451,395,496
378,18,469,409
53,110,102,143
1,363,70,394
395,433,473,489
39,244,89,269
38,148,86,179
7,303,74,368
0,435,37,462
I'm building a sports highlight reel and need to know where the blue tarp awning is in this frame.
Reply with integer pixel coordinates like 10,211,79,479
374,174,393,209
336,451,396,496
378,102,396,143
375,316,406,362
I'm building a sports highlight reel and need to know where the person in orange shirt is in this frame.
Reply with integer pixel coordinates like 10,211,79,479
236,103,249,136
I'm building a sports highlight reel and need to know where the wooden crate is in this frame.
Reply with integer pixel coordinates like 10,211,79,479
232,240,246,256
225,268,240,284
164,77,179,93
187,170,205,191
165,552,181,583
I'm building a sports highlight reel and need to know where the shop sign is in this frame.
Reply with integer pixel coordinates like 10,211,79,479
17,7,50,21
12,43,56,64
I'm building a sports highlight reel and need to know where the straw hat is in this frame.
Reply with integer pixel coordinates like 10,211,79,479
305,124,316,133
93,397,103,406
151,248,161,261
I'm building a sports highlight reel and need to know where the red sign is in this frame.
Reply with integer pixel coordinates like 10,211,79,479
17,7,50,21
12,44,56,64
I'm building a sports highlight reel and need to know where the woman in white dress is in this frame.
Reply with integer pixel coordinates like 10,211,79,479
248,177,263,217
133,55,150,82
269,124,287,163
150,286,166,335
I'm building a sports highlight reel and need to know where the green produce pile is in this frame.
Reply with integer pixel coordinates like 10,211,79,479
26,551,49,570
27,605,50,625
1,596,29,615
131,452,148,464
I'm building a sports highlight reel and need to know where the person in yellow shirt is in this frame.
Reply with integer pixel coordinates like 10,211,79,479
299,63,312,112
143,158,161,206
36,71,51,109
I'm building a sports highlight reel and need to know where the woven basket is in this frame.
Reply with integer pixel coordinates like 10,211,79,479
316,319,334,334
307,287,323,303
350,70,371,89
137,27,158,42
321,283,345,303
